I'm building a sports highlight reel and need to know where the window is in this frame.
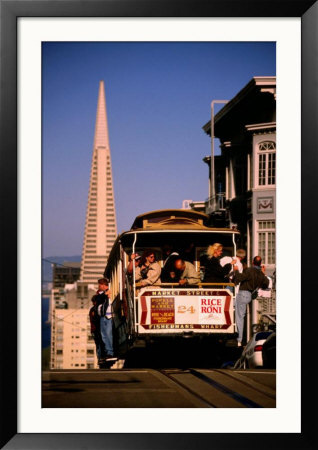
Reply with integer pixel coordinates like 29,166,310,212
258,141,276,186
257,220,275,265
85,255,106,259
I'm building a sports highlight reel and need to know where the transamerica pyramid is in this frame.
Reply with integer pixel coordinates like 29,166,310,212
80,81,117,283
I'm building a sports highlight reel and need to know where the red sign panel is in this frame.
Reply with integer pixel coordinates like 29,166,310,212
151,297,175,324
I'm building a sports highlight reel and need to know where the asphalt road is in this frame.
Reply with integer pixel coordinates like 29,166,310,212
42,367,276,408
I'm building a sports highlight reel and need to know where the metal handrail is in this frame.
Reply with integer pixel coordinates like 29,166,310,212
135,282,235,287
206,192,226,212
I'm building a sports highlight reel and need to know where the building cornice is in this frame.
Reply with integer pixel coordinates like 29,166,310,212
202,76,276,135
245,122,276,132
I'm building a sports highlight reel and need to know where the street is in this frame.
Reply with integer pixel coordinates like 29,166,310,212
42,367,275,408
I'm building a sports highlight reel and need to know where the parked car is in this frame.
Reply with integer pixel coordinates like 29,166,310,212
234,331,274,369
262,332,276,368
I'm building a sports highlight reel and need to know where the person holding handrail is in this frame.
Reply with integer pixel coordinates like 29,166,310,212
203,243,236,283
174,258,200,286
135,250,161,286
233,256,269,347
161,244,180,283
126,252,142,278
96,278,117,362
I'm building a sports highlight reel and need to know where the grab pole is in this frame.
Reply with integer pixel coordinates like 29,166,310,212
132,233,138,332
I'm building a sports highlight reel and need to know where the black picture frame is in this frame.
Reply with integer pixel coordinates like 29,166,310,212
0,0,317,448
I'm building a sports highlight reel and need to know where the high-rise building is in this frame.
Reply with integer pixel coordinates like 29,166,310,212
49,81,117,370
80,80,117,283
53,261,81,289
49,282,97,369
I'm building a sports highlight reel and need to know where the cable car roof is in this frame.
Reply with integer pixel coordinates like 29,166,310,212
131,209,212,230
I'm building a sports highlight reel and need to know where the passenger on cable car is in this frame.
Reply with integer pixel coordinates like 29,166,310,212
220,248,246,275
135,249,161,286
233,255,269,347
126,252,142,279
179,242,196,264
174,258,200,286
96,278,117,363
89,294,107,366
220,248,246,293
203,243,236,283
161,244,180,283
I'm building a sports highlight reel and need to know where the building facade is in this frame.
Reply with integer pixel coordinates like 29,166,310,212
50,282,97,369
52,261,81,289
202,77,276,277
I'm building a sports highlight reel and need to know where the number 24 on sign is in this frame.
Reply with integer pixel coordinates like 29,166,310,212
178,305,195,314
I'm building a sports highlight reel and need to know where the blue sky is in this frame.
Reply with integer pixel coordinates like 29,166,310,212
42,42,275,257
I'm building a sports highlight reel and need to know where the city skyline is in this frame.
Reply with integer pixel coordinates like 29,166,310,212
42,42,276,257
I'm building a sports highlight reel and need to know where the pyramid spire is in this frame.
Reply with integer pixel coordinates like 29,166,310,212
94,80,110,150
80,81,117,283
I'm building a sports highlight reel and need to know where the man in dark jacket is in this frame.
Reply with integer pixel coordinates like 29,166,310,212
95,278,117,362
89,295,106,365
233,256,269,346
161,244,180,283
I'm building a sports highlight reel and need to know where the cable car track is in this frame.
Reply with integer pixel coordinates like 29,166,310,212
157,369,218,408
212,368,276,400
157,368,270,408
188,369,264,408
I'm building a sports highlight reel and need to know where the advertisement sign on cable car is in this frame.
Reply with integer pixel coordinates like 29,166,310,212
138,288,234,334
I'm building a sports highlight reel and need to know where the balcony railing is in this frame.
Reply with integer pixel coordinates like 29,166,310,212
205,192,226,214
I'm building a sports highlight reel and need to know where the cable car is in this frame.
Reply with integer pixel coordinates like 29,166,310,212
104,209,240,357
